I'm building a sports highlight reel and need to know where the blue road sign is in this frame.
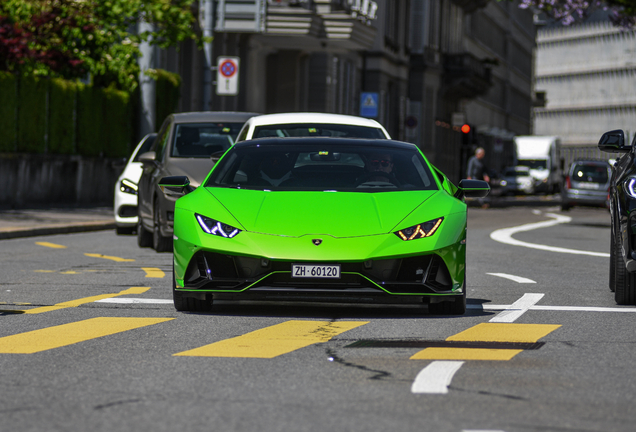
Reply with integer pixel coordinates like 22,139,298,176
360,92,379,118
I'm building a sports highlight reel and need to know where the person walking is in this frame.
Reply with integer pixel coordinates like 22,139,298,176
466,147,490,208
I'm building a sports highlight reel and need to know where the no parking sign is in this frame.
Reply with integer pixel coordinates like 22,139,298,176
216,57,239,96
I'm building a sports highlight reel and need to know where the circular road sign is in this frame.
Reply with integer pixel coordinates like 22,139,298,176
220,60,237,79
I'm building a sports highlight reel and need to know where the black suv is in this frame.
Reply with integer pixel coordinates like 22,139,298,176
599,130,636,304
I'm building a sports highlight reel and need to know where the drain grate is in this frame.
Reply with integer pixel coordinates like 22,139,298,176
345,340,545,350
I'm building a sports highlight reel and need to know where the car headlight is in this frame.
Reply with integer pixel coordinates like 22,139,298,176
196,213,241,238
626,178,636,198
119,179,138,195
395,217,443,241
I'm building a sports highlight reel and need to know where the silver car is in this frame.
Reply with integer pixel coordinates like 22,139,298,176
561,160,611,211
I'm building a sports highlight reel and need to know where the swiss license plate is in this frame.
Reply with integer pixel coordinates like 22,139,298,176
292,264,341,279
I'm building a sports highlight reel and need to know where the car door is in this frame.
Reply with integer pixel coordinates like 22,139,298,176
138,119,172,229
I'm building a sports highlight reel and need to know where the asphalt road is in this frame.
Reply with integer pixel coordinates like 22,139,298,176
1,205,632,432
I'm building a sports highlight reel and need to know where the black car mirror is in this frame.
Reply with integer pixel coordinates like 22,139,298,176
159,176,194,198
599,130,629,153
458,179,490,198
138,151,157,165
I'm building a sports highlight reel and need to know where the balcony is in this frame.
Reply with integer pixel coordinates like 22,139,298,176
443,53,492,100
451,0,491,13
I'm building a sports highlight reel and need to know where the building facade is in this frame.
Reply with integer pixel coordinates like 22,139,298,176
534,13,636,167
146,0,536,182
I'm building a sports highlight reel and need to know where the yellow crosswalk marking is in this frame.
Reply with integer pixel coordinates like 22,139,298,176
84,253,135,262
174,320,368,358
410,323,561,361
22,287,150,314
142,268,165,278
35,242,66,249
0,317,173,354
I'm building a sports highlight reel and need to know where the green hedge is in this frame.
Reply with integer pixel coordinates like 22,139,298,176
0,72,18,152
17,76,47,153
49,78,78,155
0,69,180,157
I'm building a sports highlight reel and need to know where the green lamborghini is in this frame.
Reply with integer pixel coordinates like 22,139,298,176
159,137,489,315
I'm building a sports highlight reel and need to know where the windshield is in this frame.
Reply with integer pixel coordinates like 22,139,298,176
206,142,437,192
252,123,386,139
171,123,245,158
572,163,609,183
518,159,547,170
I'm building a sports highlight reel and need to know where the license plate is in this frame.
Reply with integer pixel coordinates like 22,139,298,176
292,264,341,279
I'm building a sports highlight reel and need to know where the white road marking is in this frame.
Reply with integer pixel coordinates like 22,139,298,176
95,298,173,304
489,293,545,323
487,273,536,284
490,212,609,257
411,361,465,394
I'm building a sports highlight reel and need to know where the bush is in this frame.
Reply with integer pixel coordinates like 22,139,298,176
102,86,132,158
49,78,78,154
17,76,47,153
0,72,18,152
154,69,181,129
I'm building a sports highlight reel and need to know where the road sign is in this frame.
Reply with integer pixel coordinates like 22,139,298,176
217,57,240,96
360,92,379,118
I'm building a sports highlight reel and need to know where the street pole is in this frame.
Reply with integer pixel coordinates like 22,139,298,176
202,0,214,111
138,15,156,137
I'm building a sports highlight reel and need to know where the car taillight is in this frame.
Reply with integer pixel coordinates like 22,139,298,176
565,176,571,189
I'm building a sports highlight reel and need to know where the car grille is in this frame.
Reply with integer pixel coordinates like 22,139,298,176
183,251,455,294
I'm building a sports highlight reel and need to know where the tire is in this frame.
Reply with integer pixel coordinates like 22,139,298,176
428,277,467,315
153,200,172,253
172,266,213,312
137,218,153,248
614,237,636,305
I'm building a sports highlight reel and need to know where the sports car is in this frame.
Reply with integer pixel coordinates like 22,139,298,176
159,137,489,315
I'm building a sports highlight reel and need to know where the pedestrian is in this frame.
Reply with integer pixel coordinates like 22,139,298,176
466,147,491,208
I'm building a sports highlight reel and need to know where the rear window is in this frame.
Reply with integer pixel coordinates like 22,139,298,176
170,123,245,158
571,163,609,183
252,123,386,139
206,142,437,192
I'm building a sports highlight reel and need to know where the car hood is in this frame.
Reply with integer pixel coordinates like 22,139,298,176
201,188,446,237
118,162,143,184
166,158,217,187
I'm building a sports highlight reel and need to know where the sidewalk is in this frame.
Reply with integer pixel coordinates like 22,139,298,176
0,207,115,240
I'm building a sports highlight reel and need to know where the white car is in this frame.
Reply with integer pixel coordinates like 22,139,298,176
114,133,157,234
235,112,391,141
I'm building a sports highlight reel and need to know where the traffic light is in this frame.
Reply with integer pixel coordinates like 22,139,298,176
461,123,474,145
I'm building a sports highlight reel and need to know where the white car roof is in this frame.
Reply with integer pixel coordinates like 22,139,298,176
245,112,385,128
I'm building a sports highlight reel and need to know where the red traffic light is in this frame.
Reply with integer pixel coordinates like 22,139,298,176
461,124,471,134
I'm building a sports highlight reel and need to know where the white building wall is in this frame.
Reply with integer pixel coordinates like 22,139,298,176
534,20,636,146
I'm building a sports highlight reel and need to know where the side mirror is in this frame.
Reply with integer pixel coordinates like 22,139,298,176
599,130,629,153
458,179,490,198
139,151,157,165
159,176,194,198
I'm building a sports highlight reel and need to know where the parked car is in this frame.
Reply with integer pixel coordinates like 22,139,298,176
137,111,259,252
598,129,635,304
499,166,535,195
235,112,391,141
113,133,157,235
158,137,490,315
561,159,611,211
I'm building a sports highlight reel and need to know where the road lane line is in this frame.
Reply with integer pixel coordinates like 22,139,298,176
174,320,368,358
142,268,165,278
95,298,173,304
468,304,636,313
84,253,135,262
410,322,560,361
489,293,544,323
0,317,173,354
490,212,609,257
411,361,464,394
35,242,67,249
21,287,151,314
486,273,536,284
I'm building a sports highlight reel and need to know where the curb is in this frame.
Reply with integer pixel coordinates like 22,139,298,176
0,222,116,240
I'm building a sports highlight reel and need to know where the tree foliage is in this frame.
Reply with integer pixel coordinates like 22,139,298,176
0,0,200,92
502,0,636,27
